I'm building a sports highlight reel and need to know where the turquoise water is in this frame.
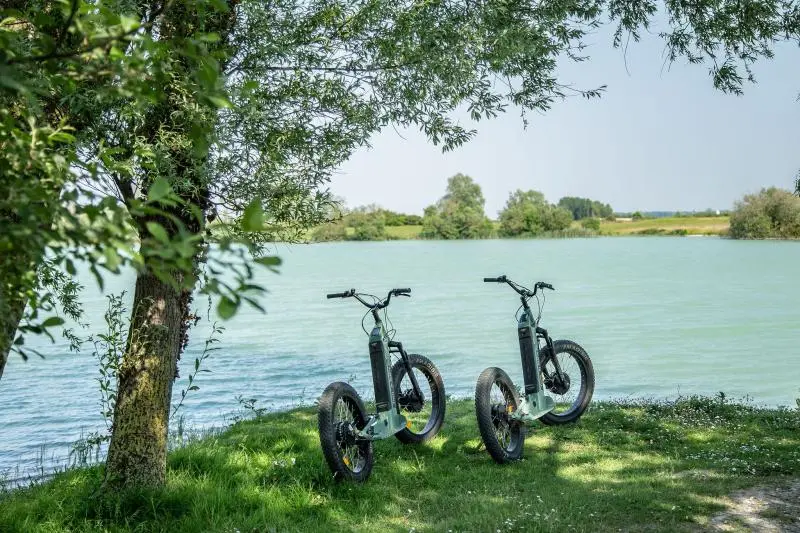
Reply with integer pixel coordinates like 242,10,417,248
1,237,798,476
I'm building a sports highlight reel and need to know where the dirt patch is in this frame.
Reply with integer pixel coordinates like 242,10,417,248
709,479,800,532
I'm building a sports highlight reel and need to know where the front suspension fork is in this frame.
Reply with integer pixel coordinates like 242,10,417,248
389,340,424,405
537,327,566,387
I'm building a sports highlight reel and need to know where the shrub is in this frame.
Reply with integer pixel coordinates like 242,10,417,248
311,221,348,242
580,217,601,231
729,187,800,239
498,189,572,237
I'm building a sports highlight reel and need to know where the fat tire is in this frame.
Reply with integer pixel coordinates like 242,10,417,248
474,366,525,464
317,381,374,482
391,354,446,444
538,340,595,425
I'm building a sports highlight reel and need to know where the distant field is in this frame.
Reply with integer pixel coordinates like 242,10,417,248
598,216,730,236
386,225,423,239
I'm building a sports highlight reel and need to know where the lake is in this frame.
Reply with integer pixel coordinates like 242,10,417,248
1,237,798,478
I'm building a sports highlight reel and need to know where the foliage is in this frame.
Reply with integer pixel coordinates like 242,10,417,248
383,212,423,226
310,221,349,242
632,211,644,220
580,217,601,231
0,0,264,365
498,189,573,237
557,197,614,220
1,397,799,532
310,205,394,242
729,187,800,239
421,174,493,239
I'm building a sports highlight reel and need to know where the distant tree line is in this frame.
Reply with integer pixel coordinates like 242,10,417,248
557,197,614,220
312,174,616,241
311,204,423,242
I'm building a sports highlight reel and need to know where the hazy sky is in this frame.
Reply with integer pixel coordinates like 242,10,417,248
330,26,800,217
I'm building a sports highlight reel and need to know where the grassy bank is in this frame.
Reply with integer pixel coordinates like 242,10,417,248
599,216,730,236
2,396,798,532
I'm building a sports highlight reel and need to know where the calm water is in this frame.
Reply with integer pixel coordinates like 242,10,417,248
1,237,798,476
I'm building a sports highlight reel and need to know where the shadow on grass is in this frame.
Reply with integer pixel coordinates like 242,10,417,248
1,397,798,532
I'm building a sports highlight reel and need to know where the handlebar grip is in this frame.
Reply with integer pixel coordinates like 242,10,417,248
484,275,506,282
326,290,353,299
483,277,498,282
392,288,411,296
541,283,555,291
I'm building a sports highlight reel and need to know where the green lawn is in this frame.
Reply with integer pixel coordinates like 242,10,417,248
1,396,798,532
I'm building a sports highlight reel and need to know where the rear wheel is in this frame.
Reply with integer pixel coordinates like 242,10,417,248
391,354,446,444
318,382,374,482
539,340,594,425
474,367,525,464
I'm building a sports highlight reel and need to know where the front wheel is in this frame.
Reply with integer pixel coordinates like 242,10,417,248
539,340,595,425
318,382,374,482
475,367,526,464
391,354,446,444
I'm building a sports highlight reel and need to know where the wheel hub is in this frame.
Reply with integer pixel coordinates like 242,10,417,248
545,372,571,395
398,389,424,413
490,403,511,427
336,420,358,447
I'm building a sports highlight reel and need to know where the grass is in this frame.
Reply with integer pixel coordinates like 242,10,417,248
1,396,798,532
598,216,730,236
385,225,424,239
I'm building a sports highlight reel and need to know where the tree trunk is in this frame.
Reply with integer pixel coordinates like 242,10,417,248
103,272,186,487
0,287,27,382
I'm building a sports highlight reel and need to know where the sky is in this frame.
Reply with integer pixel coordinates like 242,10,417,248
329,26,800,217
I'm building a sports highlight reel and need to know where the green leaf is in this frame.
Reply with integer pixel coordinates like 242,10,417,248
148,178,172,203
48,131,76,144
208,95,233,109
188,385,200,391
146,222,169,243
13,335,24,346
104,247,121,271
217,296,238,320
42,316,65,328
242,200,265,232
254,256,282,267
119,14,140,33
65,259,76,276
197,32,220,43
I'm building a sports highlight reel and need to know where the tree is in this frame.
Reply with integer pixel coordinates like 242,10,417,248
347,206,388,241
498,190,573,237
558,197,614,220
421,174,493,239
729,188,800,239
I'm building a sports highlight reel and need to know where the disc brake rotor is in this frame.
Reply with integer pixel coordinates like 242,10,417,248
398,389,424,413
